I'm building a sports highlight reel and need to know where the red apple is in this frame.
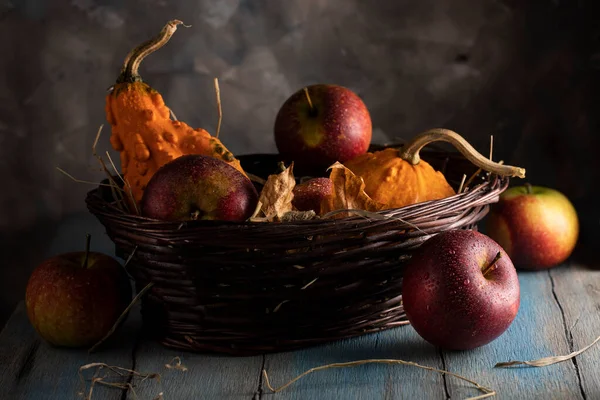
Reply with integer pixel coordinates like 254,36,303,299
141,155,259,221
25,235,131,348
486,184,579,270
274,84,372,175
402,230,520,350
292,177,333,212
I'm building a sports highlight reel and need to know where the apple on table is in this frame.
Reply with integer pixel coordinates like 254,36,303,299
486,184,579,270
402,229,520,350
274,84,372,176
25,234,131,348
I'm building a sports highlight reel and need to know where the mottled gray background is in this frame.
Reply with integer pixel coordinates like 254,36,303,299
1,0,598,327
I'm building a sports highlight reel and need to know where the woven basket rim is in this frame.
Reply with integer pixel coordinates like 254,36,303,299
85,168,507,228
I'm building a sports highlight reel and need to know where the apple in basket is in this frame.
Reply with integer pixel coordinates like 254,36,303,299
274,84,372,175
402,230,520,350
486,184,579,270
141,154,259,221
25,235,131,348
292,177,333,212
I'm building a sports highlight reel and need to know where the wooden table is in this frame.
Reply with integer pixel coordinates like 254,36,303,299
1,213,599,399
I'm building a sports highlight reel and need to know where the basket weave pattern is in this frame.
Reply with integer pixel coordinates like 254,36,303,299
86,149,509,355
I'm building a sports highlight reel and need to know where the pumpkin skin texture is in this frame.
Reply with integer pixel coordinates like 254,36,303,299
105,20,244,206
343,147,456,209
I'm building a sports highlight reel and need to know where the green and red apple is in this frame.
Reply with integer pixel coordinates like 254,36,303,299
274,84,372,175
486,184,579,270
402,230,520,350
141,154,259,221
25,236,131,348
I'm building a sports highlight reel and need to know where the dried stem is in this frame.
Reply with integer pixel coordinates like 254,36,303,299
56,167,115,188
496,334,600,368
118,20,190,83
482,252,502,277
82,233,91,268
79,362,160,400
214,77,222,138
263,359,495,399
525,182,533,194
462,136,497,190
457,174,467,194
105,151,139,215
400,128,525,178
303,87,315,114
92,125,127,211
88,282,154,354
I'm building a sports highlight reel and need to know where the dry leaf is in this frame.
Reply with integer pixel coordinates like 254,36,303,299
495,334,600,368
320,162,386,218
281,210,317,222
253,163,296,222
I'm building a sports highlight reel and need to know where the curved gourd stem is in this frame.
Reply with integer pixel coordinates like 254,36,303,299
399,128,526,178
117,20,189,83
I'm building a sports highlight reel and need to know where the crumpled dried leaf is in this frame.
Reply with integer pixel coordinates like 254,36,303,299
281,210,317,222
495,334,600,368
252,163,296,222
320,162,386,218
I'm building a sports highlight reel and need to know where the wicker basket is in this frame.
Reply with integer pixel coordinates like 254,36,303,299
86,145,509,356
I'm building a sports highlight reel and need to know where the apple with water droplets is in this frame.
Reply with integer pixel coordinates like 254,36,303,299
274,84,372,175
402,230,520,350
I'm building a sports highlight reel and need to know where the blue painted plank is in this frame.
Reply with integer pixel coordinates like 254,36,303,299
550,263,600,398
262,326,446,399
0,302,140,400
123,341,263,399
443,266,582,399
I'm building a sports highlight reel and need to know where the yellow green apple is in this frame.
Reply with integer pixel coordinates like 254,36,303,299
486,184,579,270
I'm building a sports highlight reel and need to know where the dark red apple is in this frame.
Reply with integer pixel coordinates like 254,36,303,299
402,230,520,350
141,155,259,221
25,235,131,348
486,184,579,270
292,177,333,212
274,84,372,175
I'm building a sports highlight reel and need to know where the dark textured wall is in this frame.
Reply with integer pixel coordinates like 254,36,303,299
1,0,597,326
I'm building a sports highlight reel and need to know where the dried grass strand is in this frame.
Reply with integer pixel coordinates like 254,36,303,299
78,362,161,400
91,125,127,211
165,356,188,372
88,282,154,354
263,359,495,399
214,77,222,138
495,334,600,368
105,150,139,215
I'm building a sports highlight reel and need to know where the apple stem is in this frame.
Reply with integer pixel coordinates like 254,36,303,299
525,182,533,194
482,251,502,277
398,128,526,178
303,87,316,115
82,233,91,268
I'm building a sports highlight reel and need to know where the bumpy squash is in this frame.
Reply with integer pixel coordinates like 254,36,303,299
344,128,526,209
105,20,245,206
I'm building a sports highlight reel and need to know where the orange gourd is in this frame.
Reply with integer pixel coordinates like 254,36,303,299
105,20,245,206
344,128,526,209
